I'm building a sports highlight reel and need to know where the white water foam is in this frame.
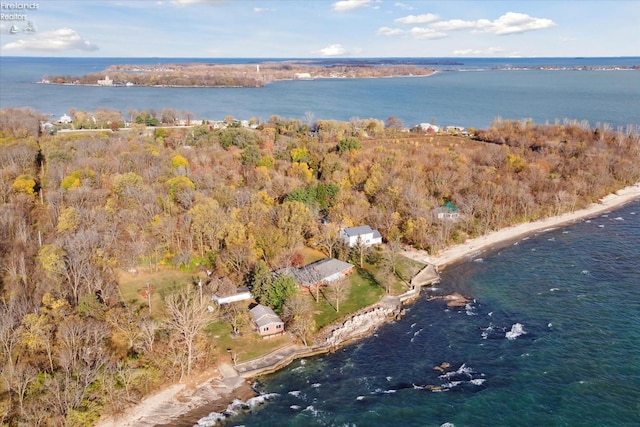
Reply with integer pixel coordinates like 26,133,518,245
465,303,477,316
481,324,495,339
505,323,527,340
439,363,474,380
303,405,320,417
196,412,226,426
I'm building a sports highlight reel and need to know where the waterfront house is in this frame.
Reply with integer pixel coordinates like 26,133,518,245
250,304,284,338
340,225,382,247
434,201,460,220
278,258,354,288
97,75,113,86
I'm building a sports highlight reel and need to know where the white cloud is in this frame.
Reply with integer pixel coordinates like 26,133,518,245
395,13,439,25
432,12,555,35
410,27,447,40
314,44,347,56
453,46,505,55
2,28,98,52
377,26,405,36
394,2,414,10
485,12,555,35
332,0,370,12
431,19,479,31
254,7,275,13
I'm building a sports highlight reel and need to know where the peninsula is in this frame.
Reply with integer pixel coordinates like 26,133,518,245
42,61,437,87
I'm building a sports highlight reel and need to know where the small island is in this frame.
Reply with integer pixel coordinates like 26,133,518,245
42,61,438,87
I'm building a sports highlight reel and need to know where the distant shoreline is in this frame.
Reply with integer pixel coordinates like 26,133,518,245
39,60,637,88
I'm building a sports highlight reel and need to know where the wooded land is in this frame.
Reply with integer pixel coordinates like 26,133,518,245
1,107,639,425
44,62,436,87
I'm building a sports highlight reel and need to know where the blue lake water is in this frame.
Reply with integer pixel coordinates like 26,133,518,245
1,56,639,129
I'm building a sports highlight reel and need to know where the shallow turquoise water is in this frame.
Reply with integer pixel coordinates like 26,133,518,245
218,201,640,426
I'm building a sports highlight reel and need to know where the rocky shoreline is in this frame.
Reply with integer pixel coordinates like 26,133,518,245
96,182,640,427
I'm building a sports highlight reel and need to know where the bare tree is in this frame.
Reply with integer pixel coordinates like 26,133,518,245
164,285,217,379
283,293,315,346
316,223,342,258
221,301,250,336
329,277,350,313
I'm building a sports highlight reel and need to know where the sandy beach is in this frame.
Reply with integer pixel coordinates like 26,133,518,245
402,182,640,268
95,181,640,427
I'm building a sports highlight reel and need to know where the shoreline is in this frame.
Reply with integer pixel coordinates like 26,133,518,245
418,181,640,269
95,181,640,427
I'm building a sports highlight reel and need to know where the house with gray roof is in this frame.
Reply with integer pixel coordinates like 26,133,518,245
249,304,284,338
275,258,354,288
340,225,382,247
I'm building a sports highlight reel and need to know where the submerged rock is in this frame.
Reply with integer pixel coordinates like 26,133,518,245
428,292,471,307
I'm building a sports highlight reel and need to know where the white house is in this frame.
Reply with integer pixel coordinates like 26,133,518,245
59,114,72,124
416,123,440,133
97,75,113,86
340,225,382,248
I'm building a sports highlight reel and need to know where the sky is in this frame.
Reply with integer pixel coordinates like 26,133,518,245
0,0,638,58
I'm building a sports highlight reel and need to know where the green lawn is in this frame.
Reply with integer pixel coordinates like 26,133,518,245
206,320,294,363
311,267,385,330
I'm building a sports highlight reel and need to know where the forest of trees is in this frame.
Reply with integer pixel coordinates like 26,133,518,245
1,106,639,425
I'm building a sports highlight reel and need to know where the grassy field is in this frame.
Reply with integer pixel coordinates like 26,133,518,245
118,268,203,316
311,267,385,330
206,320,294,363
